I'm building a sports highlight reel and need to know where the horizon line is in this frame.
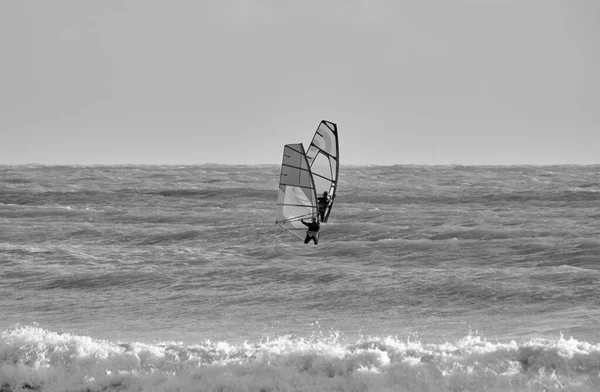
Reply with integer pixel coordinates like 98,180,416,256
1,162,599,168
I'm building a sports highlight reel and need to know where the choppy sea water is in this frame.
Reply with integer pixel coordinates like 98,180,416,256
1,164,599,391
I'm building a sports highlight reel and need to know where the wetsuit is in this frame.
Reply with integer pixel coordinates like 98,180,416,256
300,219,320,245
317,196,330,222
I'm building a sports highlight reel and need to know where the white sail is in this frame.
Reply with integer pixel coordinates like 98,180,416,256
305,120,339,222
276,143,318,239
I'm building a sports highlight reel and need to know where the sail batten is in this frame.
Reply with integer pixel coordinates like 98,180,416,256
311,172,333,182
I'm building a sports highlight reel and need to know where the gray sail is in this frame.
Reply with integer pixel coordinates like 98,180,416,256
275,143,318,239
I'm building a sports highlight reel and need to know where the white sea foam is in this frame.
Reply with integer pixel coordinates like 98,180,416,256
1,325,600,391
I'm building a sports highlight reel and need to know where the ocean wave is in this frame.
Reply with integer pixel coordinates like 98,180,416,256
39,270,160,290
134,229,204,245
152,188,275,200
1,325,600,391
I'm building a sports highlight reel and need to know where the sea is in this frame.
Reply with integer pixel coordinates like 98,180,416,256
1,164,599,392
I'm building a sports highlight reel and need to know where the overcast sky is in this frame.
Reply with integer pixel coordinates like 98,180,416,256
1,0,598,165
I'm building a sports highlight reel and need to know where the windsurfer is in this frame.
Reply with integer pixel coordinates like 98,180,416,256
300,217,320,245
317,191,331,222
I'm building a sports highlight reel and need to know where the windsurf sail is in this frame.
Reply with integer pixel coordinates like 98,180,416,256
305,120,339,222
276,143,318,239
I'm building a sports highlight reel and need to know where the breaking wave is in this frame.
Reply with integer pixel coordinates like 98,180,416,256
2,325,600,391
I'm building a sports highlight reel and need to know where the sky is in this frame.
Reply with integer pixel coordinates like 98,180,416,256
1,0,598,165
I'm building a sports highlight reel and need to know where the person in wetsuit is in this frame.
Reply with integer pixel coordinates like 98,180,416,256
300,216,320,245
317,191,331,222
